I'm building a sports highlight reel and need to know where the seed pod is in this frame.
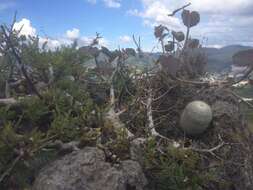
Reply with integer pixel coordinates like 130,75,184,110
182,10,200,28
172,31,185,42
180,101,212,136
165,42,174,52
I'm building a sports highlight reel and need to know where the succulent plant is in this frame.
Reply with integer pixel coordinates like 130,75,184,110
180,101,212,136
172,31,185,42
165,42,174,52
181,10,200,28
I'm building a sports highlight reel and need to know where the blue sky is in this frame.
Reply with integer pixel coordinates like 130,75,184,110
0,0,253,50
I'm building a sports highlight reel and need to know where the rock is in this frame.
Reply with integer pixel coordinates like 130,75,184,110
130,138,146,166
180,101,212,136
33,147,147,190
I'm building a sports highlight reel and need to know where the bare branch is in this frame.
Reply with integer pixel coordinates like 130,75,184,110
132,35,142,54
168,3,191,17
0,154,22,184
229,90,253,109
0,98,18,106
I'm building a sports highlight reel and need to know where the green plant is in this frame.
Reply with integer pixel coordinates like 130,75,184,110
144,138,206,190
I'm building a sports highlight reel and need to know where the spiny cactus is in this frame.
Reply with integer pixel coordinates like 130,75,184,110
181,10,200,28
171,31,185,42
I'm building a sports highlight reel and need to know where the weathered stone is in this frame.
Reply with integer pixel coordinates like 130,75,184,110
130,138,146,166
33,147,147,190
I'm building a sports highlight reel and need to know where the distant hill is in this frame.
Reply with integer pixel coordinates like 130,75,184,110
79,45,252,73
204,45,253,73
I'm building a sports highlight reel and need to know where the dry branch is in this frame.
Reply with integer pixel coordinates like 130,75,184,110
168,3,192,16
0,98,18,106
105,60,134,139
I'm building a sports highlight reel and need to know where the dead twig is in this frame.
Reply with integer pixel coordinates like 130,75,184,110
168,3,192,16
188,135,229,158
132,35,142,55
229,90,253,109
0,98,18,106
0,154,22,184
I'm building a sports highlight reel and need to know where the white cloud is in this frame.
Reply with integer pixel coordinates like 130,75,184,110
86,0,97,4
13,18,37,37
86,0,121,8
128,1,182,30
103,0,121,8
78,36,109,47
12,18,109,50
137,0,253,15
39,37,64,50
66,28,80,39
39,35,109,50
190,0,253,15
128,0,253,47
119,35,132,43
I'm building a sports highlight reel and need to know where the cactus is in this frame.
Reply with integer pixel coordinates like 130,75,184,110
181,10,200,28
171,31,185,42
165,42,174,52
180,101,212,136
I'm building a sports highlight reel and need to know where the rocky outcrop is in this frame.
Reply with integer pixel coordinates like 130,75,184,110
33,147,147,190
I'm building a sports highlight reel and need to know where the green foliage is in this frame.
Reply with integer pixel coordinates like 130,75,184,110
144,138,205,190
21,96,51,126
0,31,102,188
50,112,80,142
107,127,131,160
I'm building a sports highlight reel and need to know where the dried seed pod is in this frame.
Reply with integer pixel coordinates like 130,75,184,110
182,10,200,28
180,101,212,136
172,31,185,42
154,25,168,39
165,42,174,52
188,39,199,48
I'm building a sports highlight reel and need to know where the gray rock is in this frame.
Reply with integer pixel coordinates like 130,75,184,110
33,147,147,190
130,138,146,167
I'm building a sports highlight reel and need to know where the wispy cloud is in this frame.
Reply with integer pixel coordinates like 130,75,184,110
119,35,132,43
86,0,97,5
86,0,121,9
66,28,80,39
103,0,121,8
13,18,109,50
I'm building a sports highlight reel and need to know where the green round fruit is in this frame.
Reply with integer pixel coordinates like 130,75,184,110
180,101,212,136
